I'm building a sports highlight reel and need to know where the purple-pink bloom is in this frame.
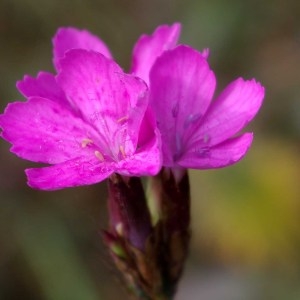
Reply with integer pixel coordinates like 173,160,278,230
0,50,161,190
50,24,264,171
149,45,265,170
0,23,264,190
0,23,182,190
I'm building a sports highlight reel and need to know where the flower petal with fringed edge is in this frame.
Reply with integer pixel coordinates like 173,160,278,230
0,50,161,190
149,45,265,169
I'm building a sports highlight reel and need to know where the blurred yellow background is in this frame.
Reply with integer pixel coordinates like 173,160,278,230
0,0,299,299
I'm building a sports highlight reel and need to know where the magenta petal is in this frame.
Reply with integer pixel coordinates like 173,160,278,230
57,49,148,153
201,48,210,59
115,107,162,176
117,130,162,176
17,72,71,108
26,156,114,190
137,108,158,148
0,97,98,164
189,78,265,147
53,27,112,70
130,23,181,84
178,133,253,169
149,45,216,167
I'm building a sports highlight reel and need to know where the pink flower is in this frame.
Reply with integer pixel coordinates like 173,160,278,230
0,23,264,190
0,50,161,190
51,24,264,170
149,45,265,169
0,23,182,190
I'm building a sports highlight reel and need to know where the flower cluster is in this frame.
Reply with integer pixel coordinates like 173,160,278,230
0,23,265,299
0,23,264,190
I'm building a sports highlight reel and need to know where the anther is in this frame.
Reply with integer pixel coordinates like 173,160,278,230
119,145,126,159
95,150,105,161
117,116,129,123
81,138,93,148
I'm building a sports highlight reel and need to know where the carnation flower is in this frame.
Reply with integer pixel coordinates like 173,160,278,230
0,50,161,190
0,23,264,190
0,23,182,190
0,22,265,300
149,45,265,171
52,23,264,172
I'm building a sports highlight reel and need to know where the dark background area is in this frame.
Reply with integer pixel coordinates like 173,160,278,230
0,0,300,299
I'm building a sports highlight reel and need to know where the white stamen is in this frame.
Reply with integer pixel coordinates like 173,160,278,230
117,116,128,123
95,150,104,161
81,138,93,148
119,145,126,159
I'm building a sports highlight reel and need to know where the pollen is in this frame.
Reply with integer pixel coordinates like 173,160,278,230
119,145,126,159
81,138,93,148
95,150,105,161
117,115,128,123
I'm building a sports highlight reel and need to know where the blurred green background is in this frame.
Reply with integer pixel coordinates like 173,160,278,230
0,0,299,299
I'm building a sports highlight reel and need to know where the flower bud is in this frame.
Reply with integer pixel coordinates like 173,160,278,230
107,174,152,250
